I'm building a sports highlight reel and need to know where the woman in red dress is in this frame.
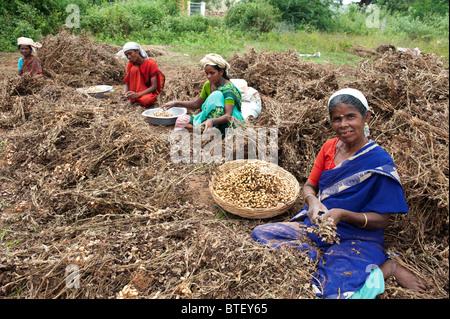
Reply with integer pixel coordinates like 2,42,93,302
121,42,165,107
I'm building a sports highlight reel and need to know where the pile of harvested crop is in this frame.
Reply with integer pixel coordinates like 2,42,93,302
230,48,338,102
37,30,126,87
213,161,294,208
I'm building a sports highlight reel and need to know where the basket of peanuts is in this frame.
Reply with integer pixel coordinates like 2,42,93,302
209,159,300,219
141,107,187,126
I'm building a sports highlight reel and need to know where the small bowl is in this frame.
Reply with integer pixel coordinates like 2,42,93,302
142,107,187,126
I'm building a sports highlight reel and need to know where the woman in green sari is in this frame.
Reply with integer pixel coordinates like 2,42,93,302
163,53,244,135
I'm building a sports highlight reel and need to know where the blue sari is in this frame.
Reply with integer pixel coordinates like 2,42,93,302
252,140,408,298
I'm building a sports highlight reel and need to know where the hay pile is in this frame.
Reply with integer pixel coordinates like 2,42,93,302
0,31,448,299
38,30,127,87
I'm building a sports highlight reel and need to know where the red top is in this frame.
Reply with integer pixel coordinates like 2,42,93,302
123,58,164,94
22,55,43,75
308,138,339,186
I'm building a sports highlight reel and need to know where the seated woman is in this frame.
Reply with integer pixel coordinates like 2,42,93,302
122,42,165,107
163,53,244,136
252,88,426,299
17,37,43,76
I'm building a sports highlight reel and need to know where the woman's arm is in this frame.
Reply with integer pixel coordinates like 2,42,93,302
201,103,234,131
324,209,391,229
125,77,158,99
303,181,329,224
163,96,204,110
139,76,158,96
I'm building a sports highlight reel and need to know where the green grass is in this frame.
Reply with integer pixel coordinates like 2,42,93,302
152,28,448,68
244,29,448,64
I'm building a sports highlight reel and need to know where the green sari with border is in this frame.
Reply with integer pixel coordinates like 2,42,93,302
191,82,244,135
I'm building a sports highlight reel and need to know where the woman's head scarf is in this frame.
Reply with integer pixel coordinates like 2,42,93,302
121,42,149,59
17,37,42,55
200,53,230,74
328,88,370,111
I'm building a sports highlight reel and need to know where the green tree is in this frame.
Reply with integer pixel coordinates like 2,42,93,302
269,0,337,30
372,0,449,18
225,0,280,33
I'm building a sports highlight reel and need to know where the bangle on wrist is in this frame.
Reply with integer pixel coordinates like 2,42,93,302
173,100,177,107
211,118,215,126
359,213,368,228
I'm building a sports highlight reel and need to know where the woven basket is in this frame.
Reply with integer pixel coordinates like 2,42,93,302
209,159,300,219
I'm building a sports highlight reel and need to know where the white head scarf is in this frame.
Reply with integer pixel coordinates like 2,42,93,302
200,53,230,74
17,37,42,55
328,88,370,111
120,42,148,59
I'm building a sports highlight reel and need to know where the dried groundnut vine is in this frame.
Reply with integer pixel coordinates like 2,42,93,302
214,162,294,209
307,216,340,244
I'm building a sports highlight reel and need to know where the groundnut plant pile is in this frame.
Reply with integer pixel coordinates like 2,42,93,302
0,32,448,299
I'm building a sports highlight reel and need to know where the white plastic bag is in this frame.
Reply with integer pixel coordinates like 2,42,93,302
231,79,261,120
397,47,421,55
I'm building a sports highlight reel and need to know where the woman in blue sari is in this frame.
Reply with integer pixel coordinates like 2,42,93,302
163,53,244,136
252,88,426,299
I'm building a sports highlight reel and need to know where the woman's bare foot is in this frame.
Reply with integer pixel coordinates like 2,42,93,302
380,259,427,293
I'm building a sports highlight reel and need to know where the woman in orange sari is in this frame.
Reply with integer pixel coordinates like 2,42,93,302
121,42,165,107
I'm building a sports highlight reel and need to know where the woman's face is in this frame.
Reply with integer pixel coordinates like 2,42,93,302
330,102,370,144
204,65,223,86
19,45,32,57
125,49,141,63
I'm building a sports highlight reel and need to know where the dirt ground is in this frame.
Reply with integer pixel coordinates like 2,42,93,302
0,35,448,300
0,52,22,79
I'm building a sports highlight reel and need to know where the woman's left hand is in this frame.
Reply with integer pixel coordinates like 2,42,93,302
321,208,345,225
125,91,141,99
201,118,215,132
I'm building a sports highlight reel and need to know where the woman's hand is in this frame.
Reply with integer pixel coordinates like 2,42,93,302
162,100,176,110
200,118,215,132
124,91,141,99
320,208,346,225
307,198,329,225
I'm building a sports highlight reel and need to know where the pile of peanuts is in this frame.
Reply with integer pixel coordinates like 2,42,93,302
214,162,294,209
83,86,104,93
152,110,173,117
